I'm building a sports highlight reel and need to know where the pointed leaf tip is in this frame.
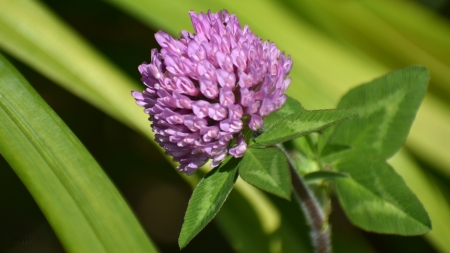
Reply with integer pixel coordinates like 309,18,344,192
178,157,240,248
256,109,356,146
335,154,432,235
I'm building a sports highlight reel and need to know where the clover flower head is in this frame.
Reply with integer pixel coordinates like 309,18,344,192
132,10,292,175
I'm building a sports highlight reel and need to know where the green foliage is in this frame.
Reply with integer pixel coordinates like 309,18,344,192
335,154,431,235
256,109,356,146
240,148,291,200
320,144,353,163
303,171,349,182
324,66,431,234
0,54,158,253
180,97,359,245
328,66,429,160
179,157,240,248
225,64,431,242
0,0,448,252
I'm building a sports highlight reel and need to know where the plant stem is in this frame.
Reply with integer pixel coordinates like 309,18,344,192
276,144,331,253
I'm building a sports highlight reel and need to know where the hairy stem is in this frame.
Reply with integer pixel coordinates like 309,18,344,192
276,144,331,253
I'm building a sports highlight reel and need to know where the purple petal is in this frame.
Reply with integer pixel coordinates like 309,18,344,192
199,77,219,99
208,103,228,121
240,88,254,107
187,40,205,61
173,92,192,109
220,117,243,133
229,135,247,158
175,77,199,96
216,51,234,72
238,71,253,88
200,126,220,142
183,115,207,132
231,48,247,70
216,69,236,89
246,100,261,114
228,104,243,118
259,97,276,117
192,100,210,118
248,114,264,130
219,88,235,107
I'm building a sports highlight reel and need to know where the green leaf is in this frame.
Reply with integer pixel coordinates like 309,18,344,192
330,66,429,159
255,109,356,146
179,157,240,249
304,171,349,182
320,144,353,163
0,54,157,253
326,66,432,236
335,153,431,235
263,96,305,129
239,148,291,200
290,135,317,159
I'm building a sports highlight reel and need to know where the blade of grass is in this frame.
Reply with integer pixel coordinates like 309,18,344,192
0,53,158,253
327,0,450,96
0,1,285,251
283,0,450,96
407,94,450,177
362,0,450,67
0,0,150,140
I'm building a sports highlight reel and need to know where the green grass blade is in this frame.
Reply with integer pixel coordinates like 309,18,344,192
286,0,450,97
0,0,152,141
303,171,349,182
407,94,450,177
0,54,158,253
362,0,450,73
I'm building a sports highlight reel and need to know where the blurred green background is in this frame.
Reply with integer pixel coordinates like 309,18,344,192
1,0,450,252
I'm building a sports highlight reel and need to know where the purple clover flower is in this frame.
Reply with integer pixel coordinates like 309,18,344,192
132,10,293,175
